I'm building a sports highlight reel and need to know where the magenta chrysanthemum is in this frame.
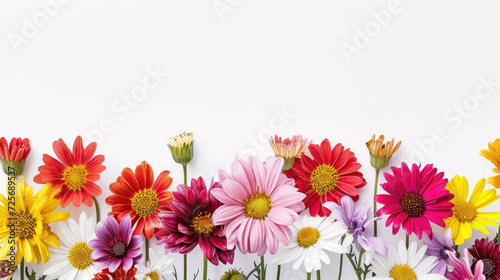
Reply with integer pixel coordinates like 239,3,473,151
212,156,306,256
374,163,454,239
155,177,235,265
88,215,144,273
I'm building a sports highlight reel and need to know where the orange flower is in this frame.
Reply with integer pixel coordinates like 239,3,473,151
480,139,500,188
106,161,173,239
34,136,105,208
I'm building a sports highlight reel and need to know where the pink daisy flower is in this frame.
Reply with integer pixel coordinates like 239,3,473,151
212,156,306,255
374,163,454,239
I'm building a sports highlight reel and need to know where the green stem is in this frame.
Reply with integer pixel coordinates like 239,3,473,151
406,234,410,249
276,265,281,280
182,164,188,185
307,272,311,280
261,256,266,280
182,163,188,280
184,254,188,280
203,256,208,280
373,169,380,237
316,270,320,280
346,254,362,280
338,254,344,280
245,264,261,279
20,258,24,280
145,238,149,264
92,196,100,223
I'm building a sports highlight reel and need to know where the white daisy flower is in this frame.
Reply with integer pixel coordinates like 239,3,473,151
272,214,352,272
369,240,446,280
44,212,98,280
136,248,173,280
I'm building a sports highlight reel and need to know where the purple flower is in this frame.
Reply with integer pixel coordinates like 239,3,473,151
324,196,387,264
88,215,144,273
422,228,455,274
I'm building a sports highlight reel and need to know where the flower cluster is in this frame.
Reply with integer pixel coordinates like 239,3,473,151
1,134,499,280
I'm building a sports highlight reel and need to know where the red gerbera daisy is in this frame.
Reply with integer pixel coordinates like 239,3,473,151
285,138,366,217
34,136,105,208
106,161,173,239
470,238,500,280
374,163,454,239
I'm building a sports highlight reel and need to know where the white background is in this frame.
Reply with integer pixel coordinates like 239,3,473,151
1,1,500,279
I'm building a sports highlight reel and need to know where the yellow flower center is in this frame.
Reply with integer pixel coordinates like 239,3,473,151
62,165,88,191
131,189,159,218
401,193,424,217
454,202,476,222
390,265,416,280
243,193,272,220
191,213,214,237
69,243,93,270
310,164,339,195
145,271,160,280
15,211,36,239
297,227,320,248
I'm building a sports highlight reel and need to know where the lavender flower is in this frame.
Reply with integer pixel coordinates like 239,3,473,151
324,196,387,264
88,215,144,272
422,228,455,274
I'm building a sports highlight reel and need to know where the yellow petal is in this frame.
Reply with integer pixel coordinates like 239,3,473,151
43,211,70,224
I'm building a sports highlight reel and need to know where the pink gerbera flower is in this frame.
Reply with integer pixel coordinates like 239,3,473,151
374,163,454,239
212,156,306,255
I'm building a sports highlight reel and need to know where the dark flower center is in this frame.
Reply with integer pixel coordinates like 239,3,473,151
482,259,496,277
400,193,424,217
439,247,451,260
112,242,127,258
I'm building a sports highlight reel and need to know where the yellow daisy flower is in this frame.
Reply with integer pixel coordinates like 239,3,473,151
480,138,500,188
444,175,500,245
0,177,70,265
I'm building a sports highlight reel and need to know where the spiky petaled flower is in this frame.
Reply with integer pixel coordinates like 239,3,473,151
0,178,70,265
44,212,99,280
374,163,454,239
285,139,366,217
370,241,445,279
366,134,401,170
469,239,500,280
106,161,173,239
444,176,500,245
0,137,30,176
272,214,352,272
324,196,387,264
168,132,193,165
269,135,311,171
481,139,500,188
422,228,455,274
88,215,144,273
34,136,105,207
212,156,306,255
156,177,235,265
